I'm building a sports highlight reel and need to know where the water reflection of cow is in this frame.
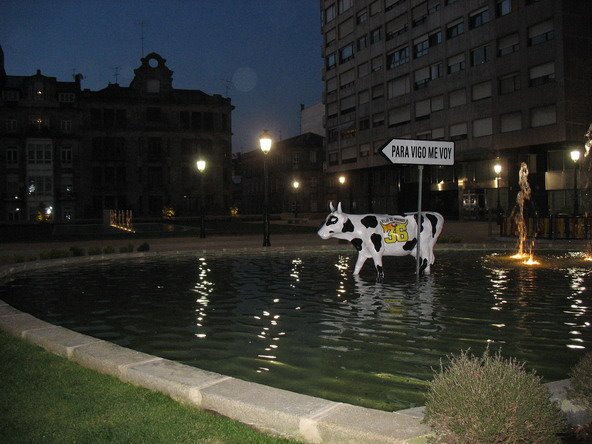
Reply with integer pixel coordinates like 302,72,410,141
318,203,444,280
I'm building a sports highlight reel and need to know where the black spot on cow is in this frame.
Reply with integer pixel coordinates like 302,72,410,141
342,218,354,233
371,233,382,252
351,238,363,251
406,213,425,230
326,215,338,226
361,215,378,229
403,238,417,251
419,258,428,274
425,213,438,237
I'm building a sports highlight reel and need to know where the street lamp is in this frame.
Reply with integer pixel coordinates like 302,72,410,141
338,175,346,209
292,180,300,220
260,130,272,246
571,149,581,217
196,159,206,238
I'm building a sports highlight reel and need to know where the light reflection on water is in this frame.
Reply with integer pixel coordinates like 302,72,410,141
0,250,591,411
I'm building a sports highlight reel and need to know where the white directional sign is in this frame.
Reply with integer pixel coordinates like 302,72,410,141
380,139,455,166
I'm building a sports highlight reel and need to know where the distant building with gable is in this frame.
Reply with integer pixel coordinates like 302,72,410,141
0,49,233,222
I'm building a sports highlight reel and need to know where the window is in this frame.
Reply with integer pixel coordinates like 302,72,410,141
414,36,429,58
528,19,554,46
340,69,355,89
387,46,409,69
500,112,522,132
60,120,72,133
327,102,338,119
370,27,381,44
372,112,385,127
431,95,444,111
529,62,555,86
430,62,443,80
357,9,368,23
2,90,19,101
412,2,428,26
6,119,17,131
432,127,445,140
498,33,519,56
471,44,491,66
360,143,370,157
340,95,356,114
359,89,370,105
339,17,354,38
499,72,520,94
369,0,381,15
415,99,431,120
429,29,442,47
33,82,44,101
58,93,75,103
324,4,336,23
27,142,52,165
6,147,18,165
531,105,556,127
27,176,53,197
61,174,74,195
389,106,411,127
338,0,353,13
469,7,490,29
385,0,404,12
359,119,370,130
372,84,384,99
146,107,161,122
386,14,408,40
473,117,493,137
447,18,464,39
472,81,492,101
450,122,468,141
326,52,337,70
358,62,369,78
497,0,512,16
61,146,72,164
339,43,354,63
414,66,430,89
325,27,336,46
357,34,368,51
371,56,383,72
387,75,410,98
449,89,466,107
447,53,465,73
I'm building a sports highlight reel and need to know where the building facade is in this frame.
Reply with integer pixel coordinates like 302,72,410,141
321,0,592,218
0,50,233,222
240,132,326,216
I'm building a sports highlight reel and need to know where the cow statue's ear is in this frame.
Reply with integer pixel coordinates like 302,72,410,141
337,202,343,213
329,202,335,212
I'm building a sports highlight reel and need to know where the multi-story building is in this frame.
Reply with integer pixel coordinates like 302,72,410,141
321,0,592,218
0,49,233,222
240,132,326,216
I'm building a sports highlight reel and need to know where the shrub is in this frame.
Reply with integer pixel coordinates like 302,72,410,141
568,352,592,415
39,249,71,260
137,242,150,252
424,349,565,443
119,243,134,253
69,246,85,257
102,246,115,255
87,247,102,256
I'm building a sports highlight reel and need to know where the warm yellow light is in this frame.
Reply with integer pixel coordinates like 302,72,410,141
338,175,346,185
571,149,581,162
494,163,502,175
196,159,206,172
292,180,300,189
259,130,272,154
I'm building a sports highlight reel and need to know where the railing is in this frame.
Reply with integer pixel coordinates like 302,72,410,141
500,215,592,240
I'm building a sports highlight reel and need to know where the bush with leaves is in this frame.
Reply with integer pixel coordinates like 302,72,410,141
568,352,592,415
69,246,85,257
39,249,71,260
87,247,102,256
423,349,565,443
137,242,150,252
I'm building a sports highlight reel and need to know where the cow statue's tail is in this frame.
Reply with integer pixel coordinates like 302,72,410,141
432,212,445,242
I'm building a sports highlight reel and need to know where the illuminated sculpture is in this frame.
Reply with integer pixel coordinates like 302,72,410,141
318,202,444,280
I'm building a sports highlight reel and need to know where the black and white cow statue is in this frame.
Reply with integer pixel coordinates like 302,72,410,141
318,202,444,280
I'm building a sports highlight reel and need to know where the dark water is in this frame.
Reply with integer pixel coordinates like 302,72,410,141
1,250,591,411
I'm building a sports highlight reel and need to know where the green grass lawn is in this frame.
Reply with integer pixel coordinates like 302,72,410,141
0,330,297,443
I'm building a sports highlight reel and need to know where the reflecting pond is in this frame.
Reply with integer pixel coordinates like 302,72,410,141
1,250,590,411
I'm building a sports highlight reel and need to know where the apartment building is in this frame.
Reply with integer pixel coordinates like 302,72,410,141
0,50,233,222
321,0,592,218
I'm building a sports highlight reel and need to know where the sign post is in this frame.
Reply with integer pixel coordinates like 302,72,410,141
380,138,455,275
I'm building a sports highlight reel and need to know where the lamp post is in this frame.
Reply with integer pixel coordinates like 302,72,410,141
292,180,300,220
260,130,272,247
494,162,502,221
196,159,206,238
571,149,581,217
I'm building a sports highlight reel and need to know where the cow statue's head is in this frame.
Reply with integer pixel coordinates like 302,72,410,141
318,202,350,240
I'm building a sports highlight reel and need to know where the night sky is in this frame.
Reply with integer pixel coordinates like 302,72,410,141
0,0,323,152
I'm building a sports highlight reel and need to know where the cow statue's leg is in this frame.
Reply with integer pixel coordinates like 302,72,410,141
370,253,384,282
353,252,369,275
